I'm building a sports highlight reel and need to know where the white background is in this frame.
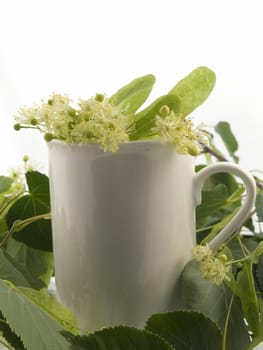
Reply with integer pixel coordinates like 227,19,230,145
0,1,263,348
0,0,263,175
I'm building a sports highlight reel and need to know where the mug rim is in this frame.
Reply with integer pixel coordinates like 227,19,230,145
47,138,162,147
47,139,194,159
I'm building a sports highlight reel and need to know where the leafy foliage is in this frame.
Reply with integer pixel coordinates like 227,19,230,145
0,176,13,193
6,171,52,251
256,191,263,222
63,326,174,350
14,67,215,155
130,94,181,140
181,260,250,350
168,66,216,116
145,310,222,350
215,121,239,162
0,311,25,350
19,287,77,334
5,238,53,290
0,280,70,350
108,74,156,115
0,68,262,348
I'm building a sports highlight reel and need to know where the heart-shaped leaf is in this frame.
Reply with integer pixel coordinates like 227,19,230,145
5,238,53,290
145,310,222,350
0,280,70,350
6,171,52,251
196,184,229,225
63,326,175,350
181,260,250,350
19,287,77,334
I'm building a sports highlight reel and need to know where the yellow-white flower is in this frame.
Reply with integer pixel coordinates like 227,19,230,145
152,107,205,155
14,95,207,155
73,95,131,152
192,244,230,286
14,93,131,152
192,244,213,261
199,256,230,286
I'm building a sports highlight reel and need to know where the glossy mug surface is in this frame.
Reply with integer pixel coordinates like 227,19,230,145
48,140,256,332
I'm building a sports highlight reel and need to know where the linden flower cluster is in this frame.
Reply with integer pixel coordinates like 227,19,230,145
14,93,206,154
14,93,132,152
152,105,206,156
192,244,230,286
8,156,37,193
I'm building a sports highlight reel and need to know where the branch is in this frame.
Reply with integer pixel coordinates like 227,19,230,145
201,143,263,191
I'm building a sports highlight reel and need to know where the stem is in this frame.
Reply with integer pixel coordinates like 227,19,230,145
196,224,218,233
221,291,234,350
201,144,263,191
237,235,251,256
0,191,24,217
201,143,227,162
226,255,251,266
0,213,51,248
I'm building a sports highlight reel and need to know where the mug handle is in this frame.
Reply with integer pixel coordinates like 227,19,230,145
194,162,257,251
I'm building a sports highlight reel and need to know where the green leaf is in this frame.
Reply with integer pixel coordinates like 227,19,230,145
196,184,229,224
0,280,70,350
63,326,174,350
0,176,13,193
6,171,52,251
109,74,156,114
254,254,263,292
181,260,250,350
168,66,216,116
0,311,26,349
236,260,260,336
200,207,240,245
248,298,263,349
215,122,239,162
256,191,263,222
145,310,222,350
6,238,53,290
19,287,78,334
130,94,181,140
199,168,239,195
0,248,43,288
253,242,263,262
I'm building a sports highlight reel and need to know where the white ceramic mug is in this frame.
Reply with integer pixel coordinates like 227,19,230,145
48,140,256,332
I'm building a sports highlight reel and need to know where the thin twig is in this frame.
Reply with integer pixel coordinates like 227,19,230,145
201,143,228,162
201,143,263,191
0,213,51,248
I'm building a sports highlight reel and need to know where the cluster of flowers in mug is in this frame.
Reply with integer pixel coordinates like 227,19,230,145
14,93,207,155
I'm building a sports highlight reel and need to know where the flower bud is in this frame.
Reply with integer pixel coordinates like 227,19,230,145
23,155,29,162
14,123,21,131
159,105,170,118
236,262,243,269
44,133,54,142
95,93,105,102
187,144,200,156
30,118,38,126
218,254,227,263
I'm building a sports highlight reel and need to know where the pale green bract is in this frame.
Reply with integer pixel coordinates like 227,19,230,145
14,67,216,154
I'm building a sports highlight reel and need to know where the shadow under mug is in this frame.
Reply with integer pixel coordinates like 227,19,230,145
48,140,256,332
